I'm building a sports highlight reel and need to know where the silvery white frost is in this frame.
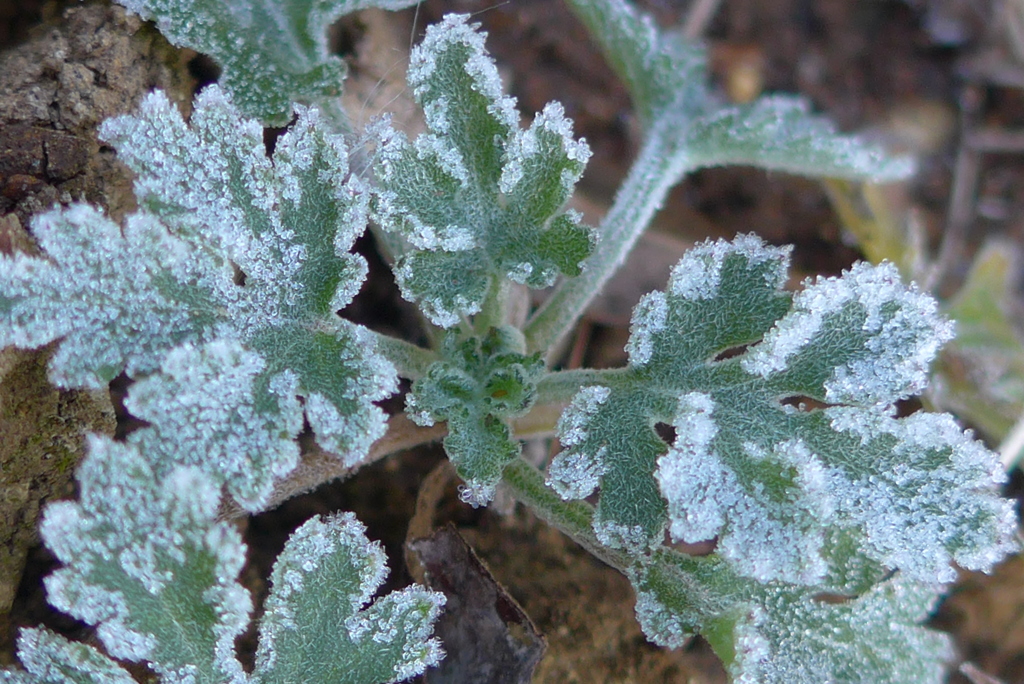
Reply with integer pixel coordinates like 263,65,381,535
370,14,597,327
550,234,1016,589
0,85,396,468
14,435,444,684
0,0,1019,682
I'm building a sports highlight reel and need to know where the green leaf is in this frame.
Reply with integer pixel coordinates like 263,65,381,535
371,14,596,327
634,549,954,684
528,0,910,357
2,629,135,684
407,327,545,505
548,235,1017,585
39,437,251,684
0,204,224,389
561,0,706,125
100,86,370,321
1,87,396,466
565,0,910,182
254,513,445,684
684,96,914,181
113,0,421,125
936,242,1024,446
124,340,302,512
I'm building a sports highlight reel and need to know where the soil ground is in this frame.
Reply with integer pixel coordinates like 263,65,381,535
2,0,1024,682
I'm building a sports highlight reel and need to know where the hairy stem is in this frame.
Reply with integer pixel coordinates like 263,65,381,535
223,401,567,520
523,125,690,359
370,330,439,380
475,274,511,335
535,368,608,404
501,456,635,572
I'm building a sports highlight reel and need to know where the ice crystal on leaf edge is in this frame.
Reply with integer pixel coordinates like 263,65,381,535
370,13,597,328
549,234,1017,591
0,85,398,498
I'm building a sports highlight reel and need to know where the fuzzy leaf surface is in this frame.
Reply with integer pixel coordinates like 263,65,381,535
371,13,595,327
113,0,420,125
0,204,224,388
633,549,953,684
39,436,251,684
254,513,445,684
683,95,914,181
124,340,302,511
0,87,395,469
407,327,545,505
548,234,1017,586
563,0,706,126
1,629,135,684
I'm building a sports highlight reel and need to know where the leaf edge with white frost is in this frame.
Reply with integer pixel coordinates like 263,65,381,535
2,628,136,684
254,512,445,684
549,234,1018,588
123,339,303,512
39,436,251,683
370,13,596,328
112,0,423,125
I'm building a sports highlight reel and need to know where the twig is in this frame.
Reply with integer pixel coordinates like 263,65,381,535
927,87,983,293
966,126,1024,152
221,403,565,521
683,0,723,40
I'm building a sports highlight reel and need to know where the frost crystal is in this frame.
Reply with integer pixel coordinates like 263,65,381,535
1,86,395,469
634,550,954,684
254,513,445,684
564,0,911,183
112,0,421,125
4,628,135,684
39,437,251,683
124,340,302,512
551,234,1017,588
685,96,915,181
371,14,596,327
742,261,954,407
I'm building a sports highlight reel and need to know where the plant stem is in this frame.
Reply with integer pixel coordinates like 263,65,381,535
369,329,439,380
523,125,690,360
223,401,568,520
501,456,635,572
475,274,511,335
535,368,608,404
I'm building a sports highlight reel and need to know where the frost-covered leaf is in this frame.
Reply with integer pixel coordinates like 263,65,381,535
1,628,135,684
408,326,545,505
684,96,914,181
100,86,369,320
633,549,953,684
0,204,225,388
565,0,911,182
253,513,445,684
548,234,1017,585
40,436,251,684
0,86,396,467
124,340,302,511
113,0,420,125
563,0,706,125
371,14,595,327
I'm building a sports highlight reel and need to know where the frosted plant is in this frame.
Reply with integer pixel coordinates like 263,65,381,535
2,434,443,684
405,326,546,505
369,13,597,327
112,0,423,125
0,1,1018,683
0,85,397,471
548,235,1016,585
